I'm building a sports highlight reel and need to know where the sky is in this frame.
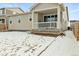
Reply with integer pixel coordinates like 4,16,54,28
0,3,79,20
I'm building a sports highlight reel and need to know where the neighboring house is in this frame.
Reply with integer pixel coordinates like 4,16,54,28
30,3,69,32
70,20,79,30
0,7,24,31
1,3,69,32
70,20,79,26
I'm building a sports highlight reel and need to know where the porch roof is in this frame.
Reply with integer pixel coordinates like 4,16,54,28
30,3,65,11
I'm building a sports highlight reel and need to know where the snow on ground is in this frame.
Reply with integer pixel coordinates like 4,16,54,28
0,31,55,56
0,31,78,56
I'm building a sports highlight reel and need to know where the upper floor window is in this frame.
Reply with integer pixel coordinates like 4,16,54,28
0,10,3,15
13,12,16,14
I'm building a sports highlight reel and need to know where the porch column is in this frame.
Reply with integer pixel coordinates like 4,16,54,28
57,5,61,31
32,11,34,30
32,11,39,31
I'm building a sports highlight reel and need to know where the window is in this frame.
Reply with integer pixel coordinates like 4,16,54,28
0,19,1,21
44,15,57,22
18,20,21,23
10,21,12,24
29,18,32,21
13,12,16,14
0,10,3,15
2,19,5,23
0,19,5,24
44,16,48,22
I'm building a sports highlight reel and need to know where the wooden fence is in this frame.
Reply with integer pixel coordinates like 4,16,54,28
71,22,79,41
0,24,7,32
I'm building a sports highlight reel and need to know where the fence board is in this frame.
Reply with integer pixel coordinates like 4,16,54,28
71,23,79,41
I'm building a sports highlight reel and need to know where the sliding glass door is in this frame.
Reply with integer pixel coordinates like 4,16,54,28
44,15,57,22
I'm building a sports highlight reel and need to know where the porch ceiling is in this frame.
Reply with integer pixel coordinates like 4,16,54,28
36,8,57,14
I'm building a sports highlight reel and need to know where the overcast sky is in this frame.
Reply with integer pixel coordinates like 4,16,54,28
0,3,78,20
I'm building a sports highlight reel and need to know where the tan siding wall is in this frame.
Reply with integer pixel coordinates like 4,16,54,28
38,13,43,22
33,3,58,11
6,9,13,15
8,14,32,30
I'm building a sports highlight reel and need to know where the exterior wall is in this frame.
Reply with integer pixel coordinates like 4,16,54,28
8,14,32,30
6,9,13,15
38,13,43,22
32,3,58,11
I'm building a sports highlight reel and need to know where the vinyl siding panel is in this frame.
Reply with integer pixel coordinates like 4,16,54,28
8,14,32,30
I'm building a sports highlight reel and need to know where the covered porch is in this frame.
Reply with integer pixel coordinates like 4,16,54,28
32,7,62,32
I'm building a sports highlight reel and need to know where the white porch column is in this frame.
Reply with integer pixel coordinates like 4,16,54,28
32,11,39,30
57,5,61,31
32,11,34,30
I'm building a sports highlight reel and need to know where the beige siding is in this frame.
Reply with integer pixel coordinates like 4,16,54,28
8,14,32,30
33,3,58,11
6,9,13,15
38,13,43,22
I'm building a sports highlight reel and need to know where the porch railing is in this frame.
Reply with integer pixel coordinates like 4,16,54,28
37,21,57,31
38,21,56,27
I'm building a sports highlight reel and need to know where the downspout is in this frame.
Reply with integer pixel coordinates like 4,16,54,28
66,7,70,29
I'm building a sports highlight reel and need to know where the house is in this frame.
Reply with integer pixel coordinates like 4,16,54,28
30,3,69,32
2,3,69,33
0,7,24,31
70,20,79,26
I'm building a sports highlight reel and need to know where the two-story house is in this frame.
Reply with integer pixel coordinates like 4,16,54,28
0,7,24,31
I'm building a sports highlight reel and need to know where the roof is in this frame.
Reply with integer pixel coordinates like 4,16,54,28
30,3,65,11
8,12,31,17
30,3,40,11
0,7,24,14
70,20,79,22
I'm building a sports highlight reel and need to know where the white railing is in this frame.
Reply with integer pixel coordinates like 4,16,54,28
38,21,57,28
36,21,57,31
